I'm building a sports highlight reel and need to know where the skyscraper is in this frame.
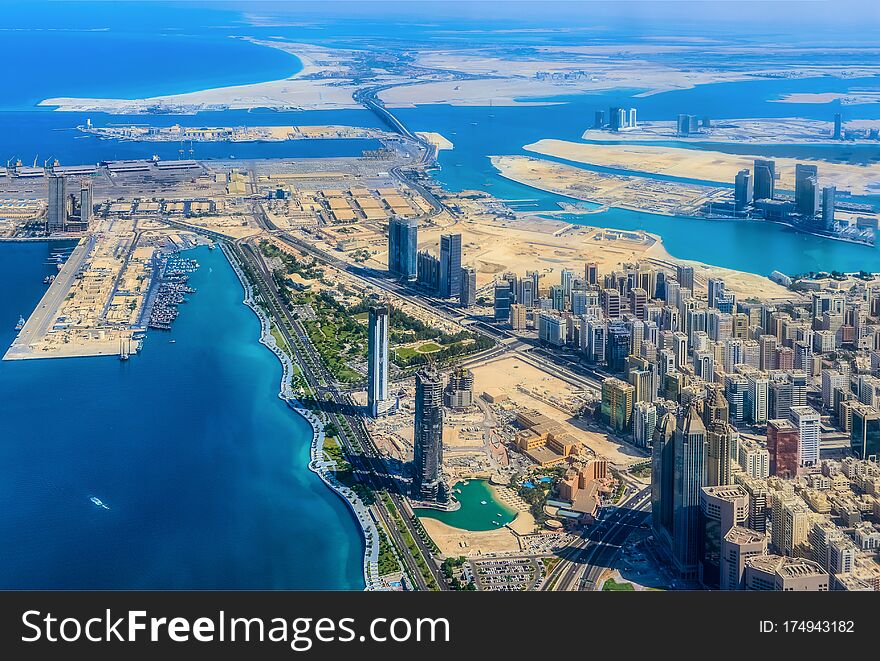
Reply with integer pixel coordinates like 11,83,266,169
47,174,67,233
767,418,798,478
676,265,695,292
833,112,842,140
734,169,753,211
367,305,390,418
672,405,708,579
439,233,462,298
412,367,446,503
794,163,819,217
789,405,820,468
493,280,514,322
79,179,93,226
821,186,836,230
652,410,677,546
388,217,418,280
753,159,775,200
699,485,749,588
459,267,477,308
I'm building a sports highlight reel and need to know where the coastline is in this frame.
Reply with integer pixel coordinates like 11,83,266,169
221,242,381,591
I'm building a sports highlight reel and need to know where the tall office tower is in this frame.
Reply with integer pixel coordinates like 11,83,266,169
600,288,621,319
789,405,820,468
734,169,753,211
79,179,93,226
609,106,627,130
724,374,748,423
444,367,474,410
833,112,842,140
439,233,462,298
735,475,769,533
708,278,728,310
412,367,446,503
821,186,836,230
629,368,655,405
706,425,734,488
628,287,648,320
672,405,708,580
651,411,677,545
605,322,631,373
509,303,527,331
753,159,776,200
593,109,605,129
367,305,390,418
387,217,418,279
699,485,749,588
676,113,692,136
794,164,820,217
459,267,477,308
675,265,694,293
850,405,880,459
747,373,769,424
47,174,67,233
570,291,588,316
771,494,811,557
601,377,634,433
560,268,575,302
758,334,777,371
493,279,514,322
720,526,768,590
628,107,637,129
585,262,598,286
768,378,793,420
775,346,794,371
738,439,769,479
766,418,799,478
821,370,848,410
633,401,658,448
550,285,565,311
416,250,440,291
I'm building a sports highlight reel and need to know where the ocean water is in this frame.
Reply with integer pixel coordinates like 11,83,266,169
0,244,364,589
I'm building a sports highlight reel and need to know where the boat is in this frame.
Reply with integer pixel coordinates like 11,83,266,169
480,500,487,505
15,315,25,331
89,496,110,510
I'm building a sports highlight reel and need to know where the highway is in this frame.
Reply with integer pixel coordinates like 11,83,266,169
541,486,651,592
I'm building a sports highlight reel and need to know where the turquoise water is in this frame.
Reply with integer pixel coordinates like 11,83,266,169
416,480,516,531
0,244,364,589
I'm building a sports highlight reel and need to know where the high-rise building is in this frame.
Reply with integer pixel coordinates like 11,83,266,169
593,110,605,129
416,250,440,292
651,411,677,545
629,287,648,320
79,179,93,226
444,367,474,410
771,494,811,557
699,485,749,588
601,288,621,319
601,377,634,433
47,174,67,233
675,265,694,292
743,555,829,591
767,418,799,478
493,280,514,322
439,233,462,298
833,112,842,140
821,186,836,230
412,367,446,503
459,267,477,308
734,169,753,211
585,262,598,286
605,322,631,373
628,107,637,129
753,159,775,201
789,405,820,468
720,526,768,590
367,305,390,418
388,217,418,279
672,405,708,580
850,405,880,460
794,164,820,217
509,303,527,331
738,439,770,479
633,401,657,448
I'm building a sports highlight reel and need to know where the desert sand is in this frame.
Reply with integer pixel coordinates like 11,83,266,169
523,139,880,195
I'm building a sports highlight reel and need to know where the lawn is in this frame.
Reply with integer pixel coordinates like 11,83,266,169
602,578,635,591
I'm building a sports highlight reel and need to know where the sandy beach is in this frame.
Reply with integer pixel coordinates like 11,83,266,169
523,139,880,195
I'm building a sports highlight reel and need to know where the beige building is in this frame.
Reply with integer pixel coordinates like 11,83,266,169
744,555,830,591
721,526,768,590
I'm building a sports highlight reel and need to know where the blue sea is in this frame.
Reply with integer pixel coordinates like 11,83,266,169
0,244,364,589
4,1,880,589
